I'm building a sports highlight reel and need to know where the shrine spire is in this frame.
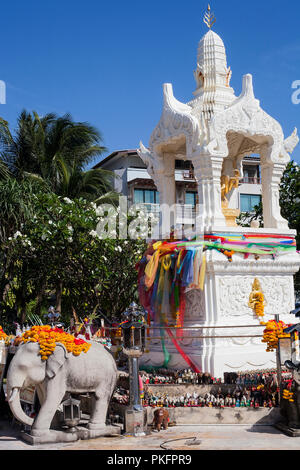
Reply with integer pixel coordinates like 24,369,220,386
203,4,216,30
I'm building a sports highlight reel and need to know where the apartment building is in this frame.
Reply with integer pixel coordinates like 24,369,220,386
94,150,262,224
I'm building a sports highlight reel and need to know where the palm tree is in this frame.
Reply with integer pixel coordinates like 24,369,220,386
0,110,118,202
55,157,120,203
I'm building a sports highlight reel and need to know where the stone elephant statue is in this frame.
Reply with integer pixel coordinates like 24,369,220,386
280,360,300,429
6,341,117,439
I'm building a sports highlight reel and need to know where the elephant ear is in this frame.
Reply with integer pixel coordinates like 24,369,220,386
46,343,68,379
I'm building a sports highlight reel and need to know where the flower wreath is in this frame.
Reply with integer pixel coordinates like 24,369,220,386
21,325,91,361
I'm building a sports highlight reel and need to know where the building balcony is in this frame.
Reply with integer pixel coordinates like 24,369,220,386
240,177,262,185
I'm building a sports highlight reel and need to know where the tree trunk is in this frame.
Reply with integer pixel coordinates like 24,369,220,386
35,282,46,316
55,280,63,313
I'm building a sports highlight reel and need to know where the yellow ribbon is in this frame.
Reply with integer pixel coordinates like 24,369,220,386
198,254,206,291
145,249,161,288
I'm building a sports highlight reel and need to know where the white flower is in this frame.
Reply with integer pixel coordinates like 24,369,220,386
67,225,74,233
48,220,53,225
68,237,73,243
89,230,98,238
13,231,22,239
63,197,72,204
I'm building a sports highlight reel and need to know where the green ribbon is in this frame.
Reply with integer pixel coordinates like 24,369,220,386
160,326,171,368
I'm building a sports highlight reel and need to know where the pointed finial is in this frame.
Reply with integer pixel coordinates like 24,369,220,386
203,4,216,29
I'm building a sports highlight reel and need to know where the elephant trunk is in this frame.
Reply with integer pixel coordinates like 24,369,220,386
6,363,34,427
7,386,34,427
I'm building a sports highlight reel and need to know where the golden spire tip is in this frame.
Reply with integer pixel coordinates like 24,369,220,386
203,4,216,29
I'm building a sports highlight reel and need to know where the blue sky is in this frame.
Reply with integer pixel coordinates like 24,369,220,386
1,0,300,165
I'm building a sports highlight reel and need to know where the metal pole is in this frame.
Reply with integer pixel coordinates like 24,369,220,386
130,356,142,412
275,314,282,405
127,353,143,412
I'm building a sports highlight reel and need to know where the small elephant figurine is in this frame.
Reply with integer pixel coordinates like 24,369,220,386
6,340,118,440
152,408,169,432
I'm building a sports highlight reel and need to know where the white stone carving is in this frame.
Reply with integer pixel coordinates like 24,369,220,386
184,289,206,321
217,276,294,318
209,74,284,164
143,83,201,159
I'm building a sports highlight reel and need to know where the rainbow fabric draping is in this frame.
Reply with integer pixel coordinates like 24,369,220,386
136,233,297,370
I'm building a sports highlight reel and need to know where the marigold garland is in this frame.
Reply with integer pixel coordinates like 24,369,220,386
0,326,7,341
282,388,295,403
21,325,91,361
261,320,291,352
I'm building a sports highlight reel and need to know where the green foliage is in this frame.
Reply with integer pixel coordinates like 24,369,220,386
0,110,146,328
0,191,146,325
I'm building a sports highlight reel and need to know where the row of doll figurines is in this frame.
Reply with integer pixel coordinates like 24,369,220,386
143,388,278,409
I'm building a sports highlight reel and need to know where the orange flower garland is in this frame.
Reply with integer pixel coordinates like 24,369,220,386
282,388,295,403
0,326,7,341
21,325,91,361
261,320,291,352
253,292,265,318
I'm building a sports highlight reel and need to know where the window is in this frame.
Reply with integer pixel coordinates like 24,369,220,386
175,160,194,170
185,192,197,207
240,194,261,213
134,189,160,204
242,164,261,184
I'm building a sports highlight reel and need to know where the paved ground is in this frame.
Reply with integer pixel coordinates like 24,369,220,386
1,420,300,451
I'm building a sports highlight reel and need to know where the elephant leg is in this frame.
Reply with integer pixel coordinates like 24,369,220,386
35,384,45,407
88,388,110,430
31,382,65,435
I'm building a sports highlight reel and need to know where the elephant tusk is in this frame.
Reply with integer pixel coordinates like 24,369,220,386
8,387,20,403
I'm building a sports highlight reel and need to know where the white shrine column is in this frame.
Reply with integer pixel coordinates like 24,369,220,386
152,155,176,237
260,147,289,230
193,154,226,233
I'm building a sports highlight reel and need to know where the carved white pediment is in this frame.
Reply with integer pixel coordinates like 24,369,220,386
208,74,285,163
137,142,164,182
149,83,202,158
281,127,300,161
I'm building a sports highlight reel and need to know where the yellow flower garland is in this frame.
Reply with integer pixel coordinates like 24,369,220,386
261,320,291,352
282,389,295,403
0,326,7,341
21,325,91,361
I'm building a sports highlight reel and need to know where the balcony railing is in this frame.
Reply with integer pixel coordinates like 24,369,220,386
182,169,195,180
130,203,196,222
240,177,262,185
